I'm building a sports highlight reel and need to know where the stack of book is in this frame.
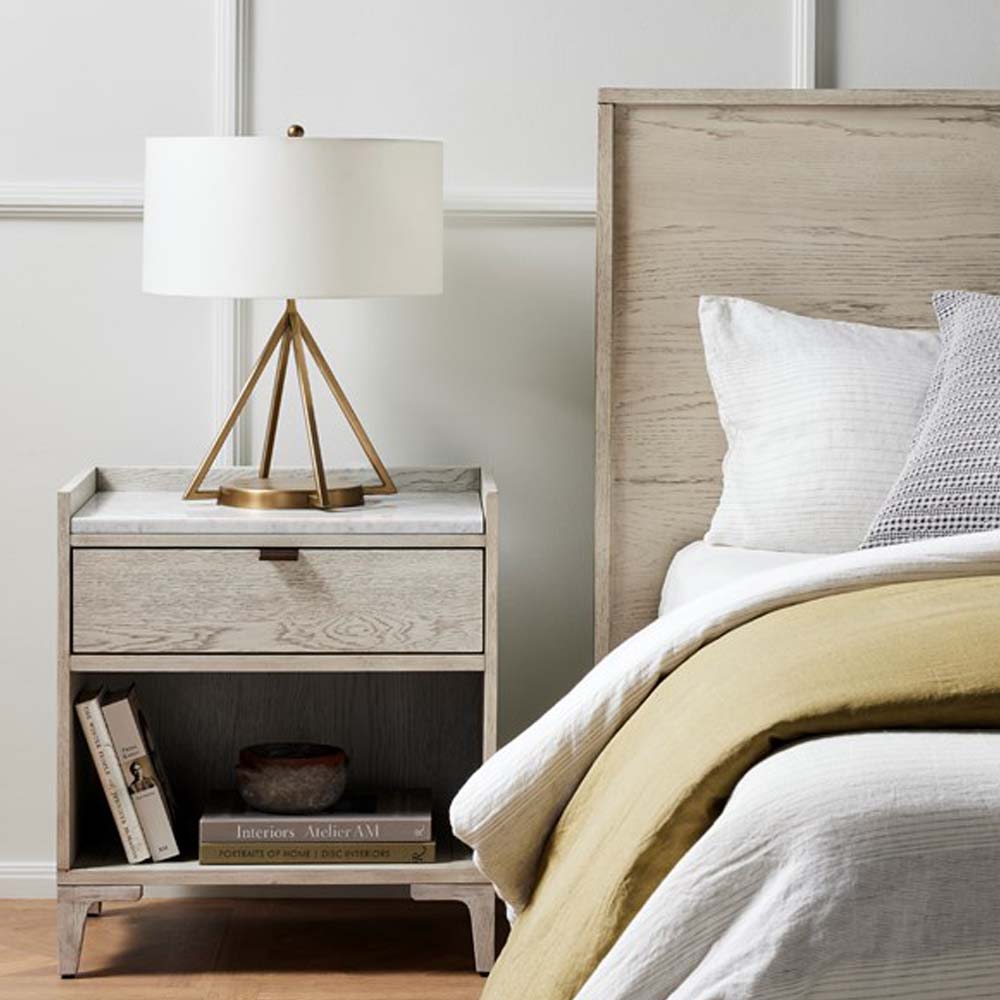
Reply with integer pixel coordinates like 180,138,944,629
199,789,435,865
75,686,179,863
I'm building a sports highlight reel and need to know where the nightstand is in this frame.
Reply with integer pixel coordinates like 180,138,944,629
56,466,498,977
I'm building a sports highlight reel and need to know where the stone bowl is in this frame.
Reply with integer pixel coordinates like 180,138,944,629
235,742,348,814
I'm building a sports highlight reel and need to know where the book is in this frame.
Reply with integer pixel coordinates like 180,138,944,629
199,840,436,865
199,789,432,843
75,689,150,864
102,687,179,862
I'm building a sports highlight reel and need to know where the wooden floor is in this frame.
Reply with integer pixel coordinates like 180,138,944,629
0,897,489,999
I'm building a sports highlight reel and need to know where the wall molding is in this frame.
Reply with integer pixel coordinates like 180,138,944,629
0,183,143,219
792,0,818,88
446,187,594,223
212,0,253,465
0,183,596,223
214,0,250,139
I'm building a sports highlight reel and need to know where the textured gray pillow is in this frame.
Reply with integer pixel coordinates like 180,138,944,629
862,290,1000,548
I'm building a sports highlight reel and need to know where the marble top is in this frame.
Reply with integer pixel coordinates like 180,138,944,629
71,490,484,535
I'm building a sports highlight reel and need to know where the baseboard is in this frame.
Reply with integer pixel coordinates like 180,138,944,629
0,862,56,899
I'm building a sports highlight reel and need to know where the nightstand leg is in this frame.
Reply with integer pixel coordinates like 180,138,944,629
57,885,142,978
411,883,496,974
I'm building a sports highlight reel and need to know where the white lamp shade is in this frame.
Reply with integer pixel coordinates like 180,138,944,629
142,137,442,299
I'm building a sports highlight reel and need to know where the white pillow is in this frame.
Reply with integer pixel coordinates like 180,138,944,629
700,296,939,553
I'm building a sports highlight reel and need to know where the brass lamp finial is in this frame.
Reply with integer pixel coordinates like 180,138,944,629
287,124,305,138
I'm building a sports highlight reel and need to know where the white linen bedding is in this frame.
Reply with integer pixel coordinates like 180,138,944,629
659,540,822,614
451,528,1000,998
576,731,1000,1000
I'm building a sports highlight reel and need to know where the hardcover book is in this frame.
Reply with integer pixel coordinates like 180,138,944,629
102,687,179,862
200,789,432,844
199,840,436,865
75,689,150,864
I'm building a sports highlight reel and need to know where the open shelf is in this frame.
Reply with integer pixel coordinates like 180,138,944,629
64,839,483,887
70,671,484,884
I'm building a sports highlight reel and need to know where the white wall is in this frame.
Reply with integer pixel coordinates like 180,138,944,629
819,0,1000,88
0,0,216,894
251,0,790,191
1,0,998,896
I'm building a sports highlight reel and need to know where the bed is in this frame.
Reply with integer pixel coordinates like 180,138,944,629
453,90,1000,998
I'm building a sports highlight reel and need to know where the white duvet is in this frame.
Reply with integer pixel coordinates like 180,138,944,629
578,731,1000,999
451,529,1000,998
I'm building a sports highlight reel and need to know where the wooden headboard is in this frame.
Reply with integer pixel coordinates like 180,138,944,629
594,89,1000,658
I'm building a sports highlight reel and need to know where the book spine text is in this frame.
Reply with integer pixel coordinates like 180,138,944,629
199,841,436,865
75,699,150,864
199,818,430,843
102,694,179,861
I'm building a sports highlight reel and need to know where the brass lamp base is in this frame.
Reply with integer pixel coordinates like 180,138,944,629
218,477,364,511
183,299,395,511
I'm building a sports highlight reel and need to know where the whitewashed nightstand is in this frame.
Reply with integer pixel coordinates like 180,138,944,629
56,466,497,977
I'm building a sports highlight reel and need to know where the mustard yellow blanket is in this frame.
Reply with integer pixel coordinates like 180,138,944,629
483,576,1000,1000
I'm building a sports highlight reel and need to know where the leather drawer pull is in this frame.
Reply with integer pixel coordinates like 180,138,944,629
259,547,299,561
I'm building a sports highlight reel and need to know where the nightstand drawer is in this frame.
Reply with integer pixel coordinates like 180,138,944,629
72,548,484,654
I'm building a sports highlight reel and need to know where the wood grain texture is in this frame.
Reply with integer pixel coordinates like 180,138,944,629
595,92,1000,654
411,884,496,974
7,898,491,994
57,470,97,872
73,549,484,654
598,88,1000,106
68,652,485,674
61,855,485,888
480,472,498,758
57,885,142,977
593,103,615,662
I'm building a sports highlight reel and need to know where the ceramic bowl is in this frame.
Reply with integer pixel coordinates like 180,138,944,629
235,742,348,814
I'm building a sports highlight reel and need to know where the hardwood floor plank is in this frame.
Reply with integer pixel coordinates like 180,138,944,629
0,899,488,999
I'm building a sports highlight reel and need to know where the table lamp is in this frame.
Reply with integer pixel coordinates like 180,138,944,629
142,126,443,509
